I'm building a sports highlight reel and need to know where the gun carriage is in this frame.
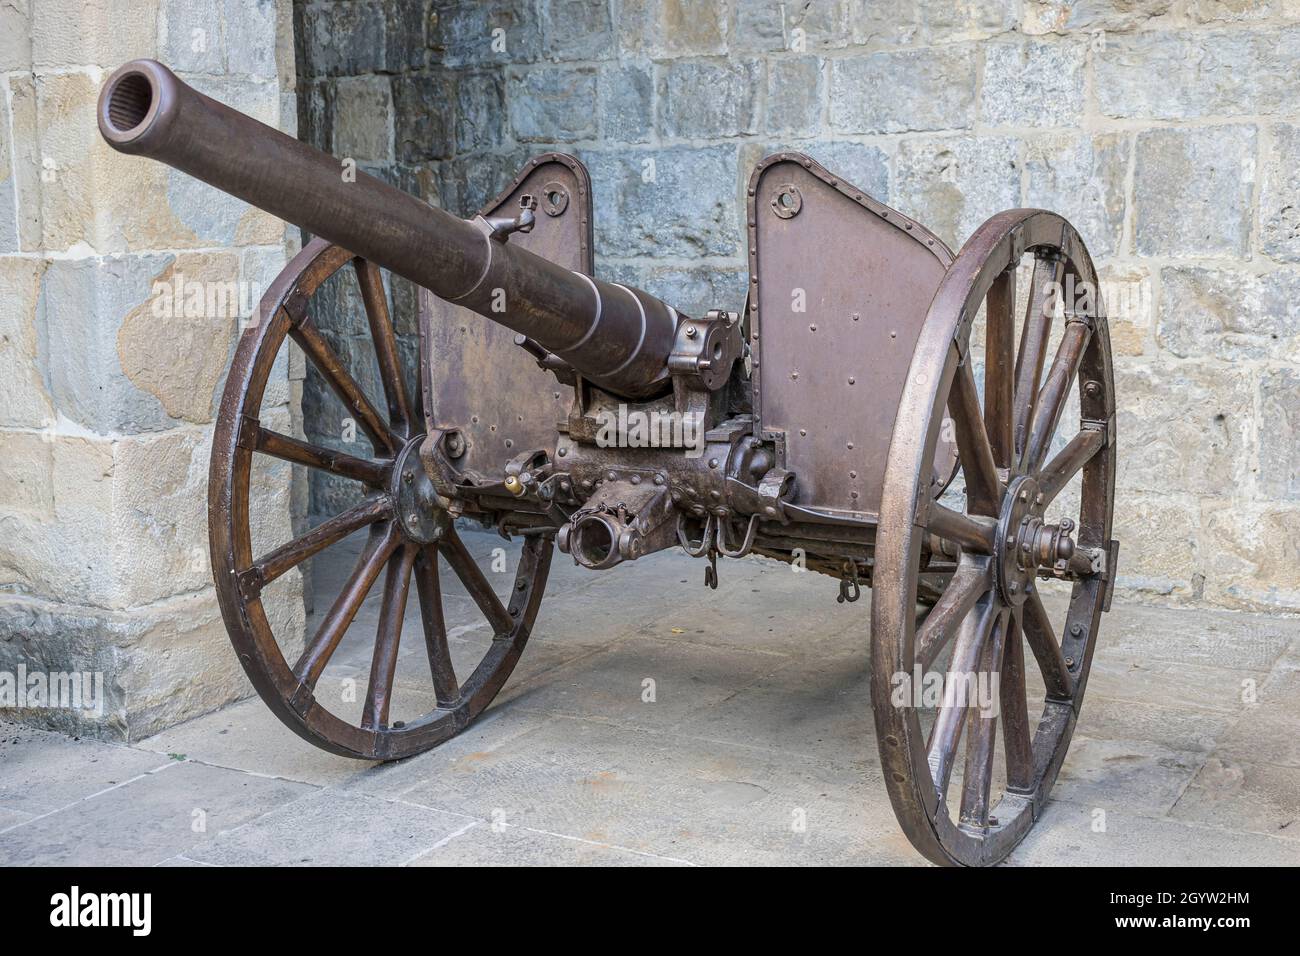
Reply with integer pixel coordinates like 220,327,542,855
98,60,1118,866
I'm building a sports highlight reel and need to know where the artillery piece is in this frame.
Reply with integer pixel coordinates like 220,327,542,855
98,59,1117,866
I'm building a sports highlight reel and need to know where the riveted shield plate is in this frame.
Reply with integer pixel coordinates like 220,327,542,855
747,152,957,516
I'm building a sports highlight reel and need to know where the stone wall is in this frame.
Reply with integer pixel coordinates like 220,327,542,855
295,0,1300,614
0,0,305,739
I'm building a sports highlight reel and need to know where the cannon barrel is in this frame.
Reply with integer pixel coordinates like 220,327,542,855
97,59,679,399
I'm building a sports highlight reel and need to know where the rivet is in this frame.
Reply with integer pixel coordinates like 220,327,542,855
558,447,567,457
848,376,856,385
708,458,719,469
630,474,641,485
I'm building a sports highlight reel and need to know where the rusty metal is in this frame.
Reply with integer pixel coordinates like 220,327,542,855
98,60,1119,866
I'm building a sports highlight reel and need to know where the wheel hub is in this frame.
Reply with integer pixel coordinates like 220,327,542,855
994,475,1076,606
391,435,451,544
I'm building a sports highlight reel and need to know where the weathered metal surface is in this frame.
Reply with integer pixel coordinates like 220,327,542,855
98,59,1120,867
747,153,958,516
421,155,590,482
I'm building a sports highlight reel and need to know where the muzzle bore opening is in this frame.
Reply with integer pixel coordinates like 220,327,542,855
571,515,618,570
105,72,154,133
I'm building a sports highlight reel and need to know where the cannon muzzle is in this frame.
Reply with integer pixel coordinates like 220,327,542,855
98,59,679,399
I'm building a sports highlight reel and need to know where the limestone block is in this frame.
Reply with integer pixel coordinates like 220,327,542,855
224,0,280,78
892,135,1019,248
1133,125,1255,258
1109,494,1201,603
584,146,738,258
617,0,727,58
981,38,1086,128
0,0,30,71
539,0,615,61
1201,501,1300,610
1257,366,1300,500
1023,0,1176,35
829,46,977,134
1158,266,1300,362
0,79,17,253
160,0,223,74
1114,360,1252,497
0,258,54,428
1260,123,1300,262
1098,262,1153,356
1095,28,1300,120
660,60,761,139
1023,131,1128,258
510,67,598,142
30,0,158,70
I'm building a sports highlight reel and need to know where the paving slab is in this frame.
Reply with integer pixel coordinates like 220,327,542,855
1051,734,1206,816
407,821,691,866
0,721,173,815
1169,757,1300,840
0,760,315,866
186,788,475,866
1008,799,1300,866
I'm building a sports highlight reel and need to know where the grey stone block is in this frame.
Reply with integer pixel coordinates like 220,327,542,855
539,0,615,61
892,135,1020,247
785,140,889,199
660,59,761,139
584,146,739,258
981,38,1086,128
429,0,542,68
1095,27,1300,120
1133,125,1255,257
0,86,16,253
1023,132,1128,258
829,46,976,134
766,57,824,136
161,0,223,75
1169,757,1300,839
301,1,388,76
187,787,472,865
331,76,394,164
1260,123,1300,262
733,0,849,52
510,67,597,142
223,0,279,78
1158,266,1300,362
602,262,749,319
1053,734,1206,815
597,63,653,143
392,75,456,162
1022,0,1175,35
455,72,507,153
0,760,314,865
617,0,727,58
1259,367,1300,501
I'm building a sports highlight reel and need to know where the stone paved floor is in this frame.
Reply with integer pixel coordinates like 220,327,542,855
2,528,1298,866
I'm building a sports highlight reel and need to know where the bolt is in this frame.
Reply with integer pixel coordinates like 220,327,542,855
608,471,617,481
653,474,665,485
685,325,698,338
1008,582,1019,594
403,470,413,484
1065,656,1076,668
1070,623,1083,636
1084,381,1101,398
809,324,817,332
790,371,799,380
849,471,858,479
407,514,419,527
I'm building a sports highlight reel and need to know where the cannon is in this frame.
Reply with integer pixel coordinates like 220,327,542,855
98,59,1118,866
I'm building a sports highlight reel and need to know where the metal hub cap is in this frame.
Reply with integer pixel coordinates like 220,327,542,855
995,475,1078,606
391,435,450,544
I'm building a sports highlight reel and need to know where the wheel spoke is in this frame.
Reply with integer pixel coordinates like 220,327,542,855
928,503,997,554
289,312,400,456
1022,588,1074,701
362,543,418,731
414,545,460,707
253,426,390,486
354,258,416,438
244,496,392,594
440,529,514,636
926,593,998,800
984,267,1016,470
915,556,992,672
1037,427,1105,506
1012,254,1065,464
959,608,1012,828
950,359,1002,516
1000,609,1034,793
293,522,399,689
1024,318,1091,473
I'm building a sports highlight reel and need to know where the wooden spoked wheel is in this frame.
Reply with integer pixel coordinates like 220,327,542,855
209,237,552,761
872,210,1116,866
